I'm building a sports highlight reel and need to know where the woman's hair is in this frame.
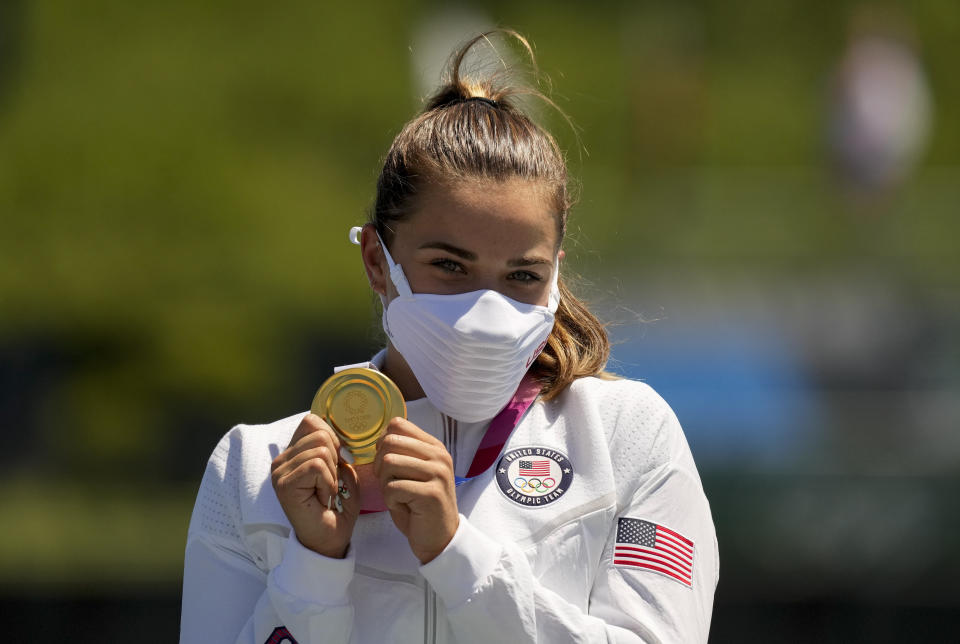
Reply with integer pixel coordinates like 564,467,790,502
370,30,611,400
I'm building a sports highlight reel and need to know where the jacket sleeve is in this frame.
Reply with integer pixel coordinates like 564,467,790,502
179,429,356,644
419,396,718,644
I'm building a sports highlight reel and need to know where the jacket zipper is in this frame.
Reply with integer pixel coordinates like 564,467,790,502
423,585,439,644
442,415,459,472
429,414,455,644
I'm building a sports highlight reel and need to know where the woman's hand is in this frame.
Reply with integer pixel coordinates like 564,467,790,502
271,414,359,559
374,418,459,564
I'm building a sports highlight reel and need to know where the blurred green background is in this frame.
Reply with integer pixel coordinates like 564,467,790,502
2,0,958,641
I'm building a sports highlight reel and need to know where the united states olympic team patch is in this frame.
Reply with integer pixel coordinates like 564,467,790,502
495,447,573,506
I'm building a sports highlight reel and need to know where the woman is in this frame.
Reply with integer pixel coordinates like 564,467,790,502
181,31,718,644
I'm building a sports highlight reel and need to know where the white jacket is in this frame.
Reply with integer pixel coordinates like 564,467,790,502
180,373,719,644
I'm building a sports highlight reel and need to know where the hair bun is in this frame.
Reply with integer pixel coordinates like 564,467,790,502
422,31,532,112
424,83,504,112
460,96,499,108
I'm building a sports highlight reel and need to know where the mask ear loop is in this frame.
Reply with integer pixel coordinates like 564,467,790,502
547,252,561,313
348,226,413,298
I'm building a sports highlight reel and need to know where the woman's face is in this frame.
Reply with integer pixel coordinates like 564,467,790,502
366,179,562,307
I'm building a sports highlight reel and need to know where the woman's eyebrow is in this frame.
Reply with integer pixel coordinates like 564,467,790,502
508,256,552,267
418,242,550,267
418,241,477,260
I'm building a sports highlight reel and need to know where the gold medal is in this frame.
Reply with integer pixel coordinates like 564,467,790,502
310,367,406,465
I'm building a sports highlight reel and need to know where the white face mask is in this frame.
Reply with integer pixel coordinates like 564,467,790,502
350,226,560,422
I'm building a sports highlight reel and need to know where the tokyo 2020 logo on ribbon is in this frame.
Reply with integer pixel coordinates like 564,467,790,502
495,447,573,507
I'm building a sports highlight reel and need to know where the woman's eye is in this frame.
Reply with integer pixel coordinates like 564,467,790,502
431,259,464,273
509,271,542,283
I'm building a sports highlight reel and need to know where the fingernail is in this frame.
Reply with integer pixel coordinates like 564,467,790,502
339,446,355,464
327,495,333,510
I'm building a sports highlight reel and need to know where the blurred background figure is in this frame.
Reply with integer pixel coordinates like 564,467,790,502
827,5,933,209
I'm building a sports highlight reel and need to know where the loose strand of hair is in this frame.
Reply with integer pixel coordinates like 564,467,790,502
427,29,581,155
533,279,614,401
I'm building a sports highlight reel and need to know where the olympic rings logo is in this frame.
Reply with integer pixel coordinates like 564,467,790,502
513,477,557,492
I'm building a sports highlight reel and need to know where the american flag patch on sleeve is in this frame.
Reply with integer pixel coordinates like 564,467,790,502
614,518,694,587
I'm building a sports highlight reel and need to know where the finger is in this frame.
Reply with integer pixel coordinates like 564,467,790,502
373,419,451,479
381,478,446,511
378,417,443,449
377,452,441,486
381,477,418,510
373,431,446,480
287,414,341,451
378,431,438,460
275,445,338,485
287,429,340,462
275,456,338,501
275,419,340,470
287,413,325,447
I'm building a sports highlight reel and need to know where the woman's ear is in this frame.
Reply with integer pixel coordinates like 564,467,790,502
360,223,388,296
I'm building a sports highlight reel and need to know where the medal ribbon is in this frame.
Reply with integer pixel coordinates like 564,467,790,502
357,373,542,513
